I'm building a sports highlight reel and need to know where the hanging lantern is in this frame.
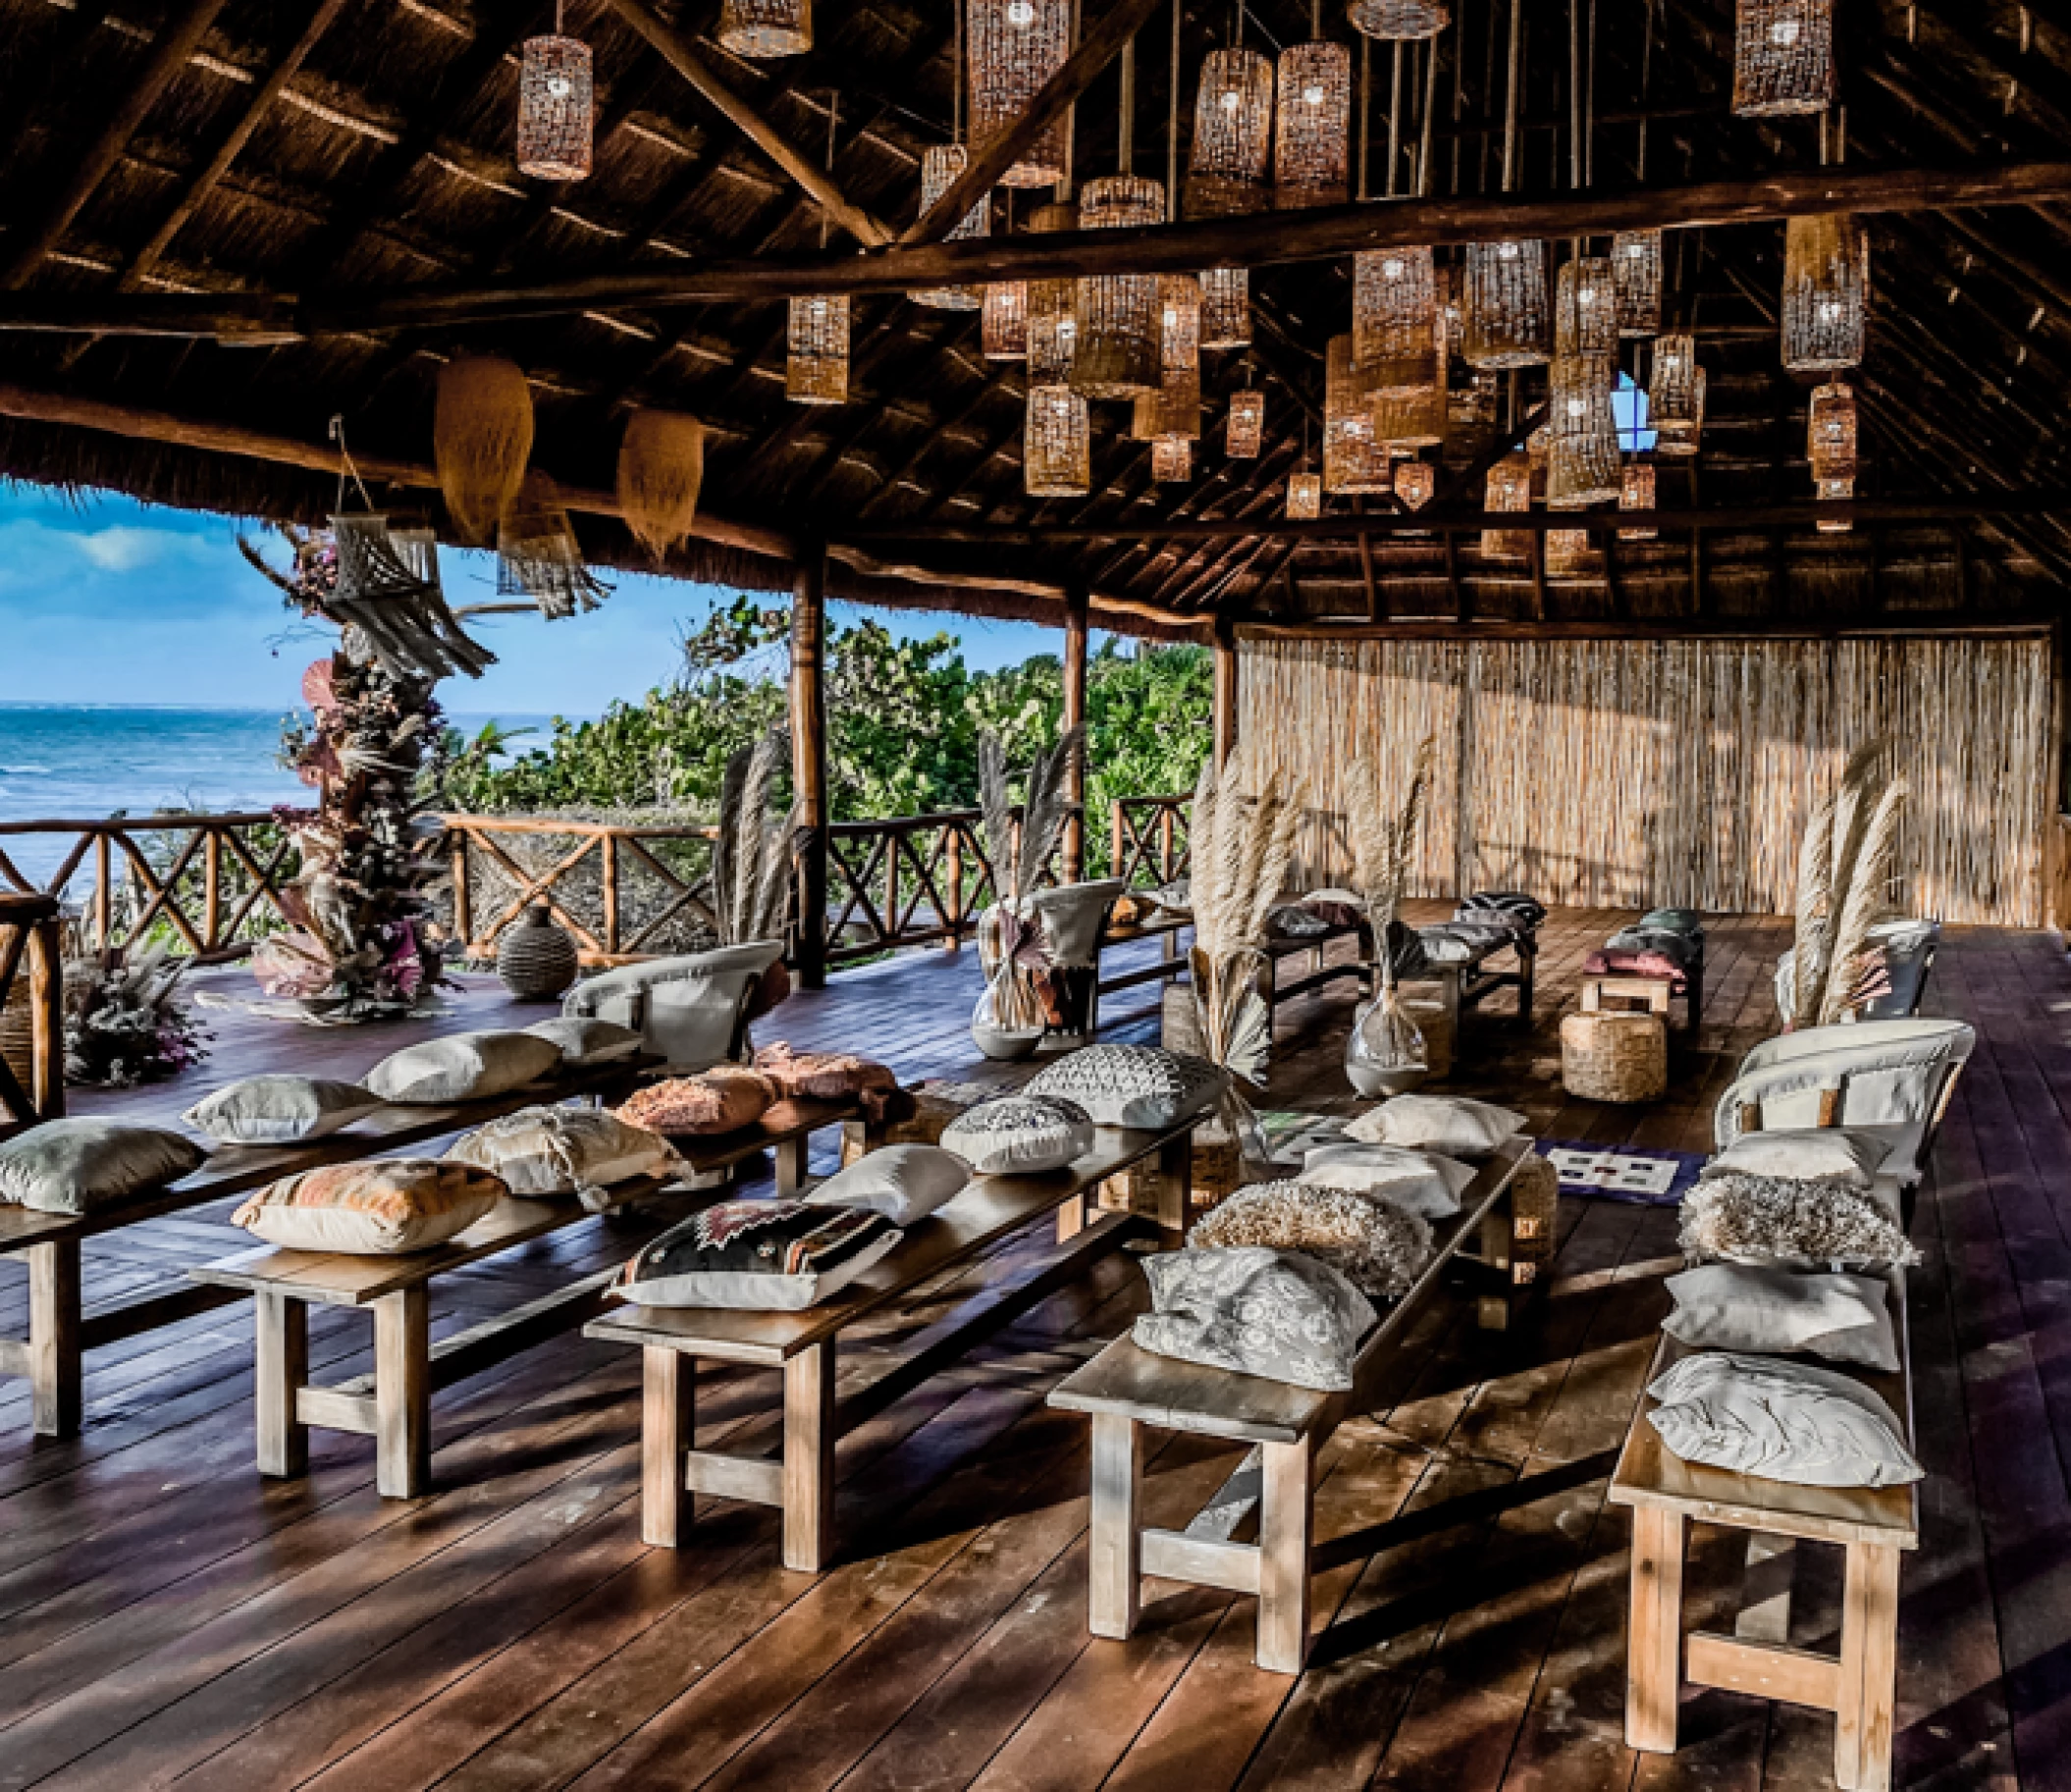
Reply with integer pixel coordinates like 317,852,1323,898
983,283,1030,359
1483,452,1532,557
786,293,849,404
1137,275,1203,441
1072,176,1166,398
1326,335,1395,494
1619,461,1658,540
1808,381,1858,483
1228,389,1265,457
1783,214,1869,372
1152,438,1194,482
969,0,1071,186
1373,382,1447,449
1816,475,1854,532
717,0,812,57
1451,370,1501,440
1555,257,1620,358
911,144,987,310
1025,387,1090,496
1547,354,1620,507
1395,460,1436,508
1200,266,1251,349
1614,230,1663,337
516,31,593,182
1733,0,1835,118
1275,41,1353,209
1354,246,1439,396
1288,471,1322,518
1649,334,1704,455
1025,201,1079,386
1188,48,1274,217
1546,528,1601,576
1348,1,1451,38
1462,239,1550,368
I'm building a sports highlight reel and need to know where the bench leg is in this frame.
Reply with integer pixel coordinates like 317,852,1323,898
1155,1130,1194,1243
774,1134,809,1197
373,1287,431,1499
642,1346,694,1549
1627,1504,1687,1754
1836,1541,1902,1792
1516,942,1537,1027
27,1239,81,1439
1256,1435,1314,1673
254,1292,309,1478
1478,1188,1515,1332
1056,1193,1088,1242
782,1343,836,1571
1089,1412,1143,1640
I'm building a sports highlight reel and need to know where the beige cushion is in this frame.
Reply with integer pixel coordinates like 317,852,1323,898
0,1120,205,1216
1678,1172,1919,1271
233,1160,506,1255
615,1066,773,1136
1703,1127,1890,1191
522,1017,644,1068
1190,1179,1434,1298
1346,1092,1524,1156
363,1030,562,1105
1298,1143,1474,1219
805,1144,970,1224
184,1076,382,1145
1647,1352,1921,1489
1663,1264,1900,1372
446,1105,682,1200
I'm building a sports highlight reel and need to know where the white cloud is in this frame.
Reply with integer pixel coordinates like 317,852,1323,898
73,525,190,573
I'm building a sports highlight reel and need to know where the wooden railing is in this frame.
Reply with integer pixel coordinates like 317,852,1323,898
1110,795,1193,889
823,810,999,966
0,894,64,1141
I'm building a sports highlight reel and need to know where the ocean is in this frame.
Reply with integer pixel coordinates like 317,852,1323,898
0,704,566,885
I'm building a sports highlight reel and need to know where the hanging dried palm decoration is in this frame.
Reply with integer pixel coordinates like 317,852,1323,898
1782,214,1868,372
1325,334,1394,494
1790,740,1905,1028
718,0,811,57
1152,437,1193,481
615,408,705,564
1648,333,1705,455
711,732,801,947
1483,451,1532,557
1619,460,1658,538
434,355,534,543
1025,386,1091,496
1072,42,1164,399
516,6,593,182
1344,738,1436,1093
969,0,1071,186
1227,385,1264,457
1199,266,1251,349
1354,245,1439,397
1807,382,1857,483
1733,0,1834,117
1463,0,1548,367
498,475,610,620
1614,231,1663,336
788,99,850,404
1189,44,1274,216
1547,354,1620,507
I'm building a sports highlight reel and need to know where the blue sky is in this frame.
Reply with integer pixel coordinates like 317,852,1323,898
0,483,1065,717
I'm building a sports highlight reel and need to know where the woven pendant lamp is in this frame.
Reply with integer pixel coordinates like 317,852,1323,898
1140,275,1203,441
983,283,1030,359
1483,451,1532,557
1152,438,1194,482
1547,354,1620,507
1816,475,1854,531
1072,175,1165,398
1275,41,1352,208
717,0,811,57
786,293,849,404
1354,246,1439,396
516,21,593,182
435,356,534,543
911,145,987,310
1452,370,1500,437
1227,388,1265,457
1782,214,1868,372
1733,0,1835,117
969,0,1071,186
1546,527,1600,576
1349,0,1450,38
1025,387,1090,496
615,410,706,562
1555,258,1620,357
1395,460,1435,508
1613,230,1663,336
1326,334,1395,493
1288,471,1322,518
1188,47,1274,217
1200,266,1251,348
1373,382,1447,450
1462,239,1550,367
1025,201,1079,386
1619,460,1658,539
1648,334,1704,455
1807,382,1857,482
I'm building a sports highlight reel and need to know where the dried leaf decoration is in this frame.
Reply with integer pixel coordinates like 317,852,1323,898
616,408,707,563
435,355,534,543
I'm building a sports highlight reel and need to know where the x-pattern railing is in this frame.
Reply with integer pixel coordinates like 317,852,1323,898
1110,795,1193,890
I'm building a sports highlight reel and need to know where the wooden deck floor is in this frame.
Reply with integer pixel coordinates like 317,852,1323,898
2,909,2062,1792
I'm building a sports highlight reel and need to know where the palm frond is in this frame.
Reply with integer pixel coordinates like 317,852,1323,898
1015,724,1085,895
1818,778,1907,1025
710,731,791,944
1790,788,1835,1029
977,731,1018,902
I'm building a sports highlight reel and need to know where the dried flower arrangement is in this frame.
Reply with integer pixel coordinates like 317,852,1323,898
1345,736,1437,1089
1790,738,1908,1028
970,727,1084,1051
62,947,209,1087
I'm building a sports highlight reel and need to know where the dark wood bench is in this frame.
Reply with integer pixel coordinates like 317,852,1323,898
1046,1134,1531,1673
1094,912,1369,1027
187,1095,860,1498
584,1116,1200,1572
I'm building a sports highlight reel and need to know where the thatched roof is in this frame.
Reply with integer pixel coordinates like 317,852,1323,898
0,0,2063,640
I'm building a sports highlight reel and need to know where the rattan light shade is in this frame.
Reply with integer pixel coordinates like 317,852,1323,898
516,35,593,182
1462,239,1550,368
1733,0,1835,118
1782,213,1868,372
1140,275,1203,440
1200,266,1250,348
1354,246,1439,396
1025,201,1079,385
1547,354,1620,507
911,144,987,310
1152,437,1194,482
1395,460,1435,507
1227,389,1265,457
1483,452,1532,557
1326,334,1395,493
1613,230,1663,336
983,282,1029,358
1288,471,1322,518
1808,382,1857,482
1348,0,1450,38
1189,48,1274,217
969,0,1071,186
1275,41,1352,208
1072,176,1165,397
1619,460,1657,539
1372,382,1447,450
786,293,848,404
1137,367,1203,442
717,0,811,57
1025,387,1090,496
1555,257,1620,357
1546,527,1601,577
1649,334,1704,455
1817,475,1854,531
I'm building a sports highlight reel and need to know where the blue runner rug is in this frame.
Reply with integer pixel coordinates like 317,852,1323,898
1535,1139,1707,1205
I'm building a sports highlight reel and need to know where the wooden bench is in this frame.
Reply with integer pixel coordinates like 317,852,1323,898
1608,1279,1918,1792
1094,913,1369,1028
188,1095,860,1499
1046,1133,1531,1674
1582,967,1703,1033
585,1116,1199,1572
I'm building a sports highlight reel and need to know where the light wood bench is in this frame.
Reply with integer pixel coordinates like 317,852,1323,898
585,1117,1199,1572
0,1054,651,1439
188,1095,859,1498
1582,967,1703,1033
1047,1134,1531,1674
1608,1278,1918,1792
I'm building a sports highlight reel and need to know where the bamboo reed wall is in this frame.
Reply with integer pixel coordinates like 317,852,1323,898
1238,633,2054,925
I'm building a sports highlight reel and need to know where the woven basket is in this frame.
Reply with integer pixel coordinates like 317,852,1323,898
1560,1010,1667,1103
1507,1150,1562,1278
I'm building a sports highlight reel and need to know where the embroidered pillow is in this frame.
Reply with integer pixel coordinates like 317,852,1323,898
446,1105,682,1201
1679,1172,1920,1271
1663,1264,1900,1372
614,1065,772,1136
0,1120,205,1216
1134,1247,1375,1392
233,1160,505,1255
1702,1127,1890,1191
939,1094,1094,1176
612,1200,901,1310
1647,1351,1922,1489
522,1017,645,1068
1298,1143,1474,1220
1189,1179,1435,1299
1025,1044,1226,1130
184,1076,382,1145
1346,1092,1524,1156
362,1030,562,1105
804,1144,970,1224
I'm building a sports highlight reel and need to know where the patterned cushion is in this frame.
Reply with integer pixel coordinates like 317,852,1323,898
1647,1352,1921,1489
939,1094,1094,1176
446,1105,683,1200
612,1199,902,1310
0,1121,205,1216
1458,890,1547,929
184,1076,382,1145
232,1160,505,1254
1025,1045,1225,1130
1189,1180,1435,1298
805,1144,970,1224
362,1030,563,1104
1133,1247,1375,1391
614,1066,772,1136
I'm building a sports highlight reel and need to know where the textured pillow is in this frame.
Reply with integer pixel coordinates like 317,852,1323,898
233,1160,506,1254
1298,1143,1474,1219
1346,1092,1524,1156
1703,1127,1890,1191
183,1076,382,1145
1679,1172,1921,1271
1663,1264,1900,1372
1190,1179,1434,1298
362,1030,562,1104
1025,1044,1226,1130
752,1043,901,1120
939,1094,1094,1176
1647,1352,1922,1489
805,1144,970,1223
1458,890,1547,929
1134,1247,1375,1392
523,1016,644,1068
446,1105,683,1200
0,1120,205,1216
613,1066,772,1136
612,1200,901,1309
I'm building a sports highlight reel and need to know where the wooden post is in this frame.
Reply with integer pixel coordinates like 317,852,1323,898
1212,616,1239,766
202,826,222,953
29,917,62,1120
1062,582,1089,880
944,825,965,949
642,1346,694,1548
450,829,473,953
1626,1503,1687,1753
791,545,830,990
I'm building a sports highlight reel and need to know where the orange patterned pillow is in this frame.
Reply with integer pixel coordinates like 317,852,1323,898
233,1159,507,1255
614,1065,773,1136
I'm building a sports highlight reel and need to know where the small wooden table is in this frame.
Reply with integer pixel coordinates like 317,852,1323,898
1581,964,1701,1032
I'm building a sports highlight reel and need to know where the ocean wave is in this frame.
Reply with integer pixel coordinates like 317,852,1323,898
0,764,51,775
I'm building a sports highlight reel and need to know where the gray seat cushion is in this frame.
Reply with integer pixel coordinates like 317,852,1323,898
0,1121,205,1216
1133,1247,1375,1392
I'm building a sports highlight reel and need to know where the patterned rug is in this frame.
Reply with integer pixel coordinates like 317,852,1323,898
1535,1139,1708,1205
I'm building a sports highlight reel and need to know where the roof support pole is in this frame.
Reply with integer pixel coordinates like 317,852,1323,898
1062,582,1090,880
790,545,831,990
1212,616,1239,767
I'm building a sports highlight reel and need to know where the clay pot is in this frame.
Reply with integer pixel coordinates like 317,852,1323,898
497,903,578,1000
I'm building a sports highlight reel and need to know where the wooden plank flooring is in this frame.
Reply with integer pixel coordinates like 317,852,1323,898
0,911,2058,1790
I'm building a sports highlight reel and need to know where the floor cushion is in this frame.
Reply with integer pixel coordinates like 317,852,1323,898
362,1030,562,1104
614,1066,773,1135
1679,1171,1920,1271
939,1094,1094,1176
1133,1247,1375,1392
1190,1179,1434,1298
805,1144,970,1224
1346,1092,1524,1156
446,1105,683,1200
1025,1044,1225,1130
611,1200,901,1310
1663,1263,1900,1372
1702,1127,1890,1191
752,1042,901,1121
1647,1351,1922,1488
1298,1142,1474,1219
0,1120,205,1216
233,1160,506,1255
184,1076,382,1144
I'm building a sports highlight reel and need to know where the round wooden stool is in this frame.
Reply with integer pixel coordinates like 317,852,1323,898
1562,1009,1668,1103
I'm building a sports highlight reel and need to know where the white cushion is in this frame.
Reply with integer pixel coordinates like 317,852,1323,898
805,1144,971,1224
445,1105,682,1200
1021,879,1128,968
0,1121,205,1216
1647,1352,1921,1489
184,1076,382,1144
939,1095,1094,1176
1133,1247,1375,1392
363,1030,562,1104
1297,1143,1474,1219
522,1016,644,1068
1702,1127,1891,1191
562,943,784,1071
1346,1092,1524,1156
1663,1265,1900,1372
1025,1045,1225,1130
